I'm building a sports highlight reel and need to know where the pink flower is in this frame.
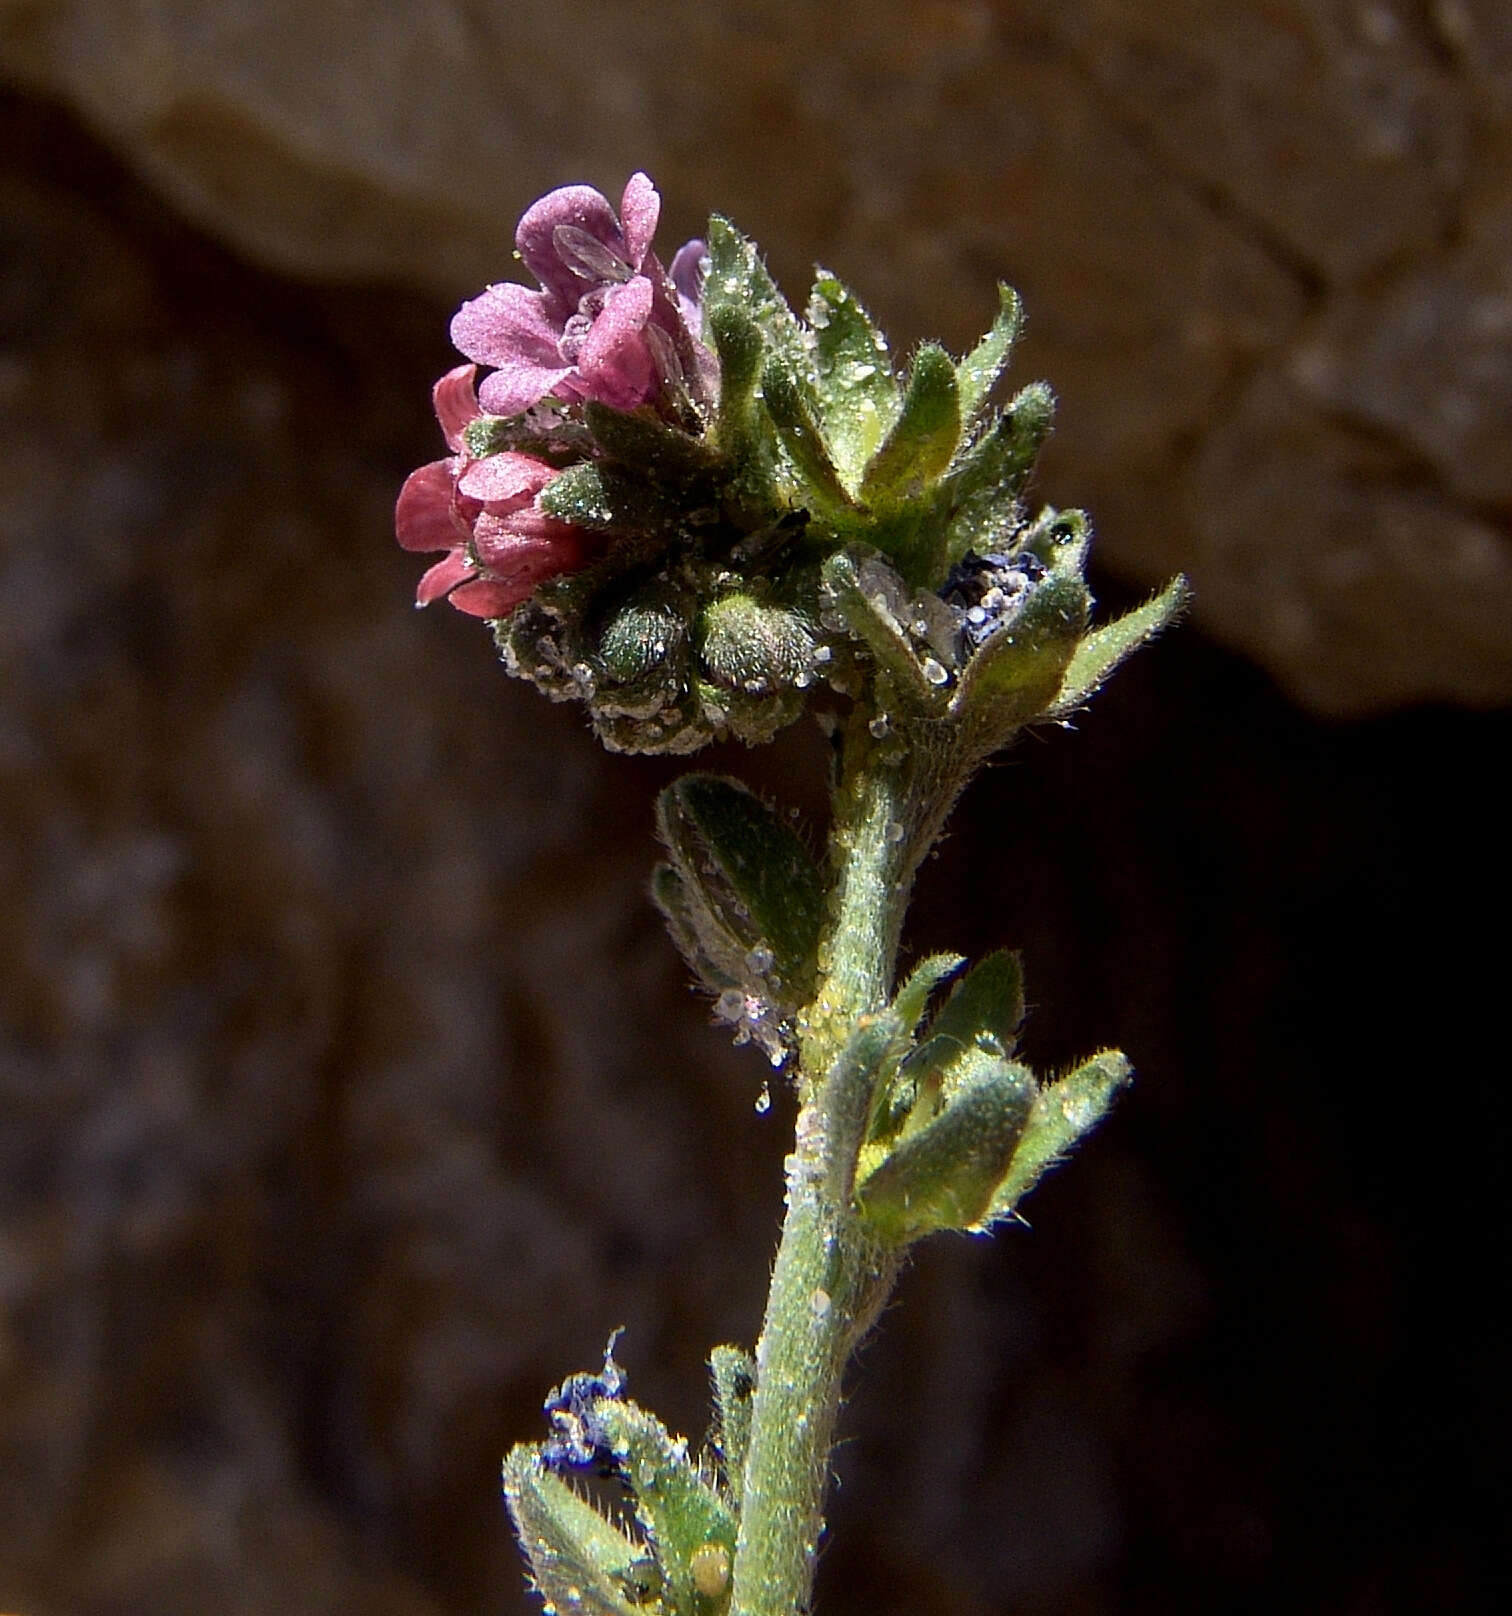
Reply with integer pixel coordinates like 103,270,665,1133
449,173,713,418
395,365,593,617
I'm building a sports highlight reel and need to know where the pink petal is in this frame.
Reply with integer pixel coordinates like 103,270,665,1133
447,575,534,617
451,283,561,369
515,183,625,313
395,460,463,553
432,364,480,452
619,173,660,268
457,451,557,503
477,359,575,416
415,549,473,606
472,510,585,570
576,276,657,408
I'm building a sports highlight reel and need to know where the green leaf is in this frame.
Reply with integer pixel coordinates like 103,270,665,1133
821,547,953,718
858,344,961,503
855,1049,1036,1243
761,355,855,511
502,1446,649,1616
923,949,1025,1060
655,774,825,1003
864,953,968,1142
651,863,740,999
594,1399,737,1616
708,1345,757,1508
892,952,1025,1137
807,269,900,489
956,282,1025,425
982,1050,1131,1225
890,953,967,1039
1052,575,1189,715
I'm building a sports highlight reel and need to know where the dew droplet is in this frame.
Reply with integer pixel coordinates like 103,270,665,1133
921,657,950,686
755,1082,772,1114
886,820,905,844
868,714,891,738
810,1288,832,1318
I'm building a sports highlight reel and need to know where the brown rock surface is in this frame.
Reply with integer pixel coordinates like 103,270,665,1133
3,0,1510,711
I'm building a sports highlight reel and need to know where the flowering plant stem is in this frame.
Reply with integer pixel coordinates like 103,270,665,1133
402,172,1186,1616
734,709,933,1616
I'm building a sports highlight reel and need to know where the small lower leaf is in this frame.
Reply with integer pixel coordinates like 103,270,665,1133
981,1049,1132,1226
503,1446,648,1616
923,949,1024,1061
855,1050,1036,1243
656,774,824,1002
595,1400,737,1616
890,953,967,1042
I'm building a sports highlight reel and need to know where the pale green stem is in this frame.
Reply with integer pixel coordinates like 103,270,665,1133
729,708,957,1616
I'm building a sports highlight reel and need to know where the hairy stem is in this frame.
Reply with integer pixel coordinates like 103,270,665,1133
729,706,954,1616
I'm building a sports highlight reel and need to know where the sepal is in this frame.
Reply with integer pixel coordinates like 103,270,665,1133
539,459,682,533
584,401,724,485
761,355,856,512
594,1399,738,1616
704,301,777,512
948,570,1090,754
937,382,1055,569
820,546,959,717
701,215,807,377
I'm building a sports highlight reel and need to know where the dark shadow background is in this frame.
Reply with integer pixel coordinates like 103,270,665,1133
1,66,1505,1616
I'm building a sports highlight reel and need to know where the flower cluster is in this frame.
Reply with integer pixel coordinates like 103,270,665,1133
395,174,709,617
395,170,1182,760
394,365,592,616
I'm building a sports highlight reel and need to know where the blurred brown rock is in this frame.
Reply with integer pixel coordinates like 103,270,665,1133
3,0,1510,711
